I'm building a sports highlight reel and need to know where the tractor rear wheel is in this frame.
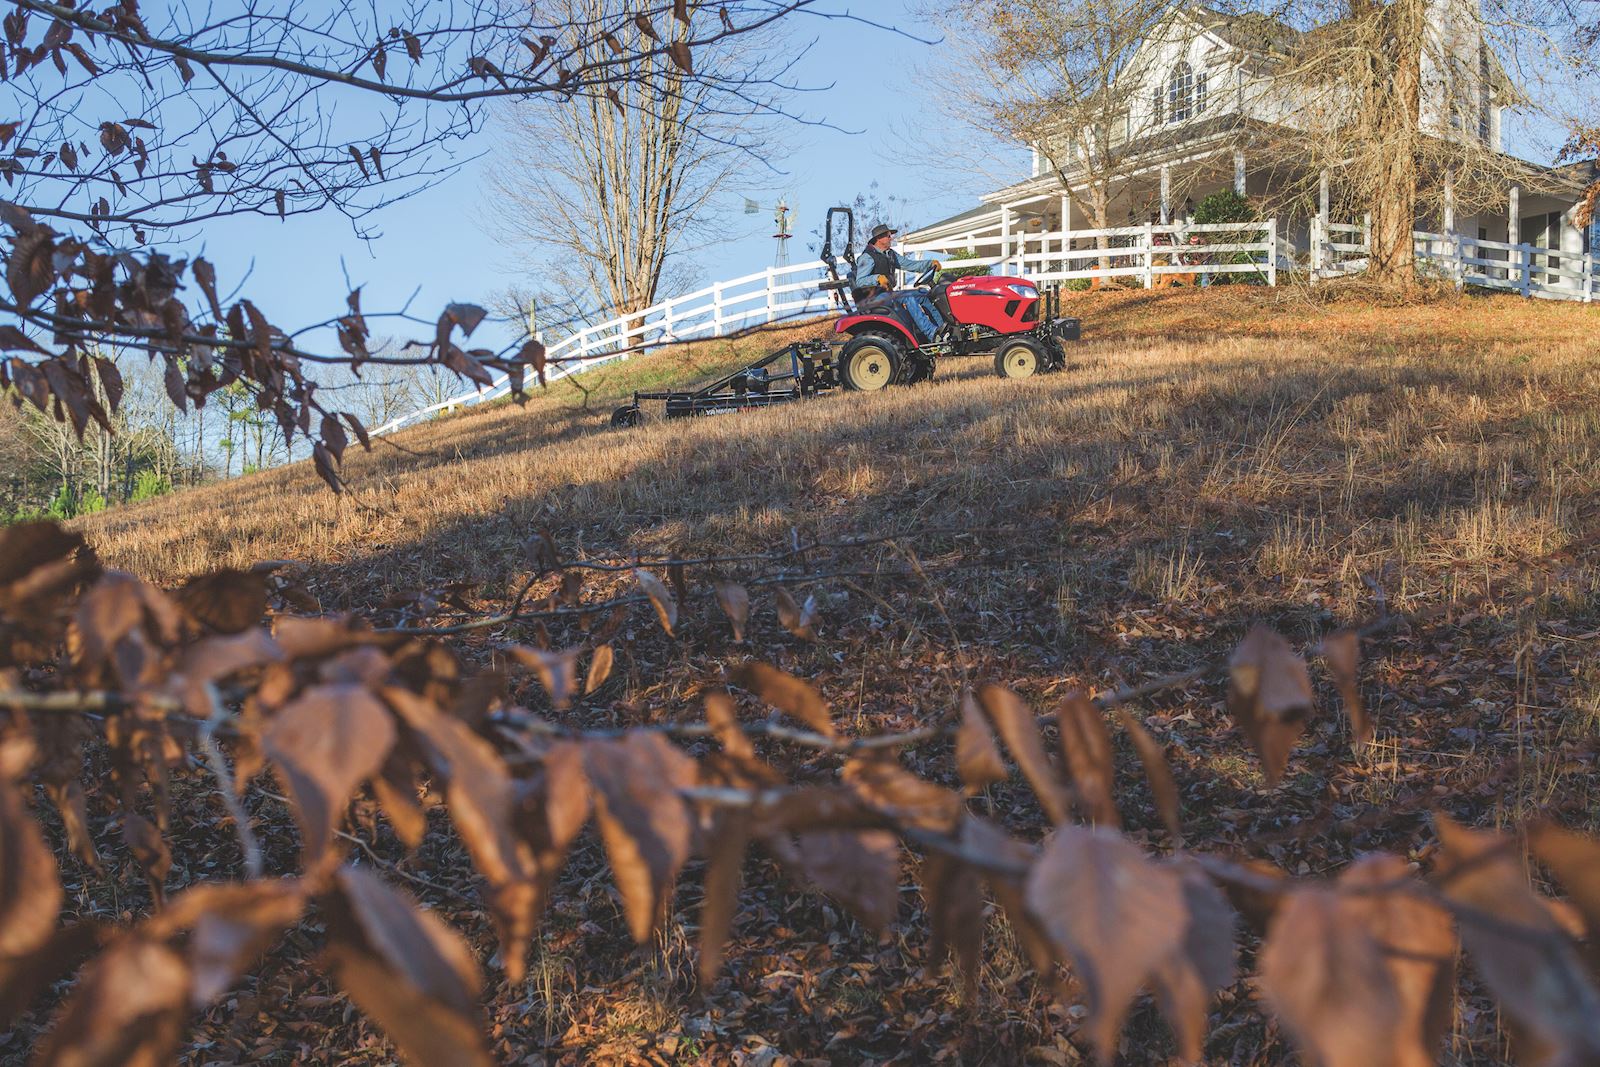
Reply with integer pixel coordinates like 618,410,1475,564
838,334,902,392
610,404,642,428
994,337,1045,380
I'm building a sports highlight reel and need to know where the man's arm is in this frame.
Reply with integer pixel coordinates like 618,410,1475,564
892,250,939,275
854,253,887,290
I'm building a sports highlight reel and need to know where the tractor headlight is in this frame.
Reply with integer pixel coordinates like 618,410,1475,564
1005,283,1038,298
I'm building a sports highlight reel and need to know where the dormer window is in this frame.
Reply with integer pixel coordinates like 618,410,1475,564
1167,62,1207,123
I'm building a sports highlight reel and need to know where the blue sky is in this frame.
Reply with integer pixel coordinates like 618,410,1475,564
190,2,1001,356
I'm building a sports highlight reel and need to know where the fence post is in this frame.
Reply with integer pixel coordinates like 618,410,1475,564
1585,252,1594,303
1452,231,1464,291
1519,245,1532,298
1267,219,1278,288
712,282,725,334
1143,222,1154,289
765,267,776,324
1311,215,1323,279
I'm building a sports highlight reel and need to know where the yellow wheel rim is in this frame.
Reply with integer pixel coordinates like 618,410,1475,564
1002,346,1037,378
849,345,894,390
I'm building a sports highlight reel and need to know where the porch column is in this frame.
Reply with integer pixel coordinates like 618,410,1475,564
1160,164,1171,225
1060,189,1072,273
1317,170,1330,276
1233,149,1246,196
1509,184,1521,290
1000,203,1013,275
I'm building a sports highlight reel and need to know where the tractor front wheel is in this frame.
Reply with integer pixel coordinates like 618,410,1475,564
610,404,642,428
994,338,1045,380
838,334,902,392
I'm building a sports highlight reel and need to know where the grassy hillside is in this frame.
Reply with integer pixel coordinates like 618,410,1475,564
72,285,1600,1063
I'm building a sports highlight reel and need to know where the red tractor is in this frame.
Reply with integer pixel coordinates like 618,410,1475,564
609,206,1080,426
820,205,1080,391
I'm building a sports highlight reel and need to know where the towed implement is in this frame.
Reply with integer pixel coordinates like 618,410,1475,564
611,205,1080,427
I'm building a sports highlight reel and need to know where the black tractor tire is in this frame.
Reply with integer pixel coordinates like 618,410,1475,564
838,333,903,392
900,351,936,384
610,404,643,428
994,337,1046,380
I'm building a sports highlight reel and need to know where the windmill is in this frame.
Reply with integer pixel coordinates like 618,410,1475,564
744,197,793,269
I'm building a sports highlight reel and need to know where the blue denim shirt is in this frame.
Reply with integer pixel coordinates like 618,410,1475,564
853,247,938,291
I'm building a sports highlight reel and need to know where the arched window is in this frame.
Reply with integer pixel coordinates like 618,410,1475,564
1167,61,1194,123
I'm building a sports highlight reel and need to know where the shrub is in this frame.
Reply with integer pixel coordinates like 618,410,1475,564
1191,190,1265,285
131,469,172,503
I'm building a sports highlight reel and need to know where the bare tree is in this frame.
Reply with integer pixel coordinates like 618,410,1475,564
1240,0,1600,288
485,0,788,325
0,1,818,489
922,0,1192,262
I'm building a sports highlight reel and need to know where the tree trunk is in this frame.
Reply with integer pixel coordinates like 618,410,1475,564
1365,0,1426,289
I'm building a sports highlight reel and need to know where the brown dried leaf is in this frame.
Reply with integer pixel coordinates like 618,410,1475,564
774,585,819,641
1056,691,1119,828
0,739,60,958
794,829,899,932
150,879,306,1008
1432,813,1600,1063
704,690,755,762
32,935,190,1067
584,643,614,696
668,39,692,73
1320,629,1370,748
263,683,397,868
1024,825,1187,1063
1227,624,1314,786
1337,854,1457,1067
371,751,427,851
698,808,751,986
1151,859,1237,1065
43,778,100,874
1530,821,1600,976
513,740,591,927
634,568,676,635
384,688,537,981
955,690,1005,791
713,580,750,641
975,684,1070,824
921,847,984,1002
0,920,105,1032
323,865,493,1067
177,568,269,633
121,813,171,906
842,755,963,833
508,644,580,710
1260,886,1403,1067
583,733,697,943
732,662,833,737
1116,708,1183,845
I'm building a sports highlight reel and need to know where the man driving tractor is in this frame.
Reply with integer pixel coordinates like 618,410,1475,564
852,224,944,342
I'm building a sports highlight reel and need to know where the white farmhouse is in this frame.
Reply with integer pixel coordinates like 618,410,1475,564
905,2,1597,298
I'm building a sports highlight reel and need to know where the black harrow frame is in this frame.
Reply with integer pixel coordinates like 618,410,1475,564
610,340,840,426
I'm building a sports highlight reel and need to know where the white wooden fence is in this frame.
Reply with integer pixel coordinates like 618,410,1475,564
372,222,1279,436
1313,217,1598,301
373,214,1589,437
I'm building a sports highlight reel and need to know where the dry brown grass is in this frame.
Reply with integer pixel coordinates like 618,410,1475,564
70,284,1600,1065
82,287,1600,615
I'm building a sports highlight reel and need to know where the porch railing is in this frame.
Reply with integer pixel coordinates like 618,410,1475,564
902,220,1279,288
1315,218,1597,302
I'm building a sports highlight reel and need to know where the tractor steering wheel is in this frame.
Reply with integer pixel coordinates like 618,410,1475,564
913,261,940,288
